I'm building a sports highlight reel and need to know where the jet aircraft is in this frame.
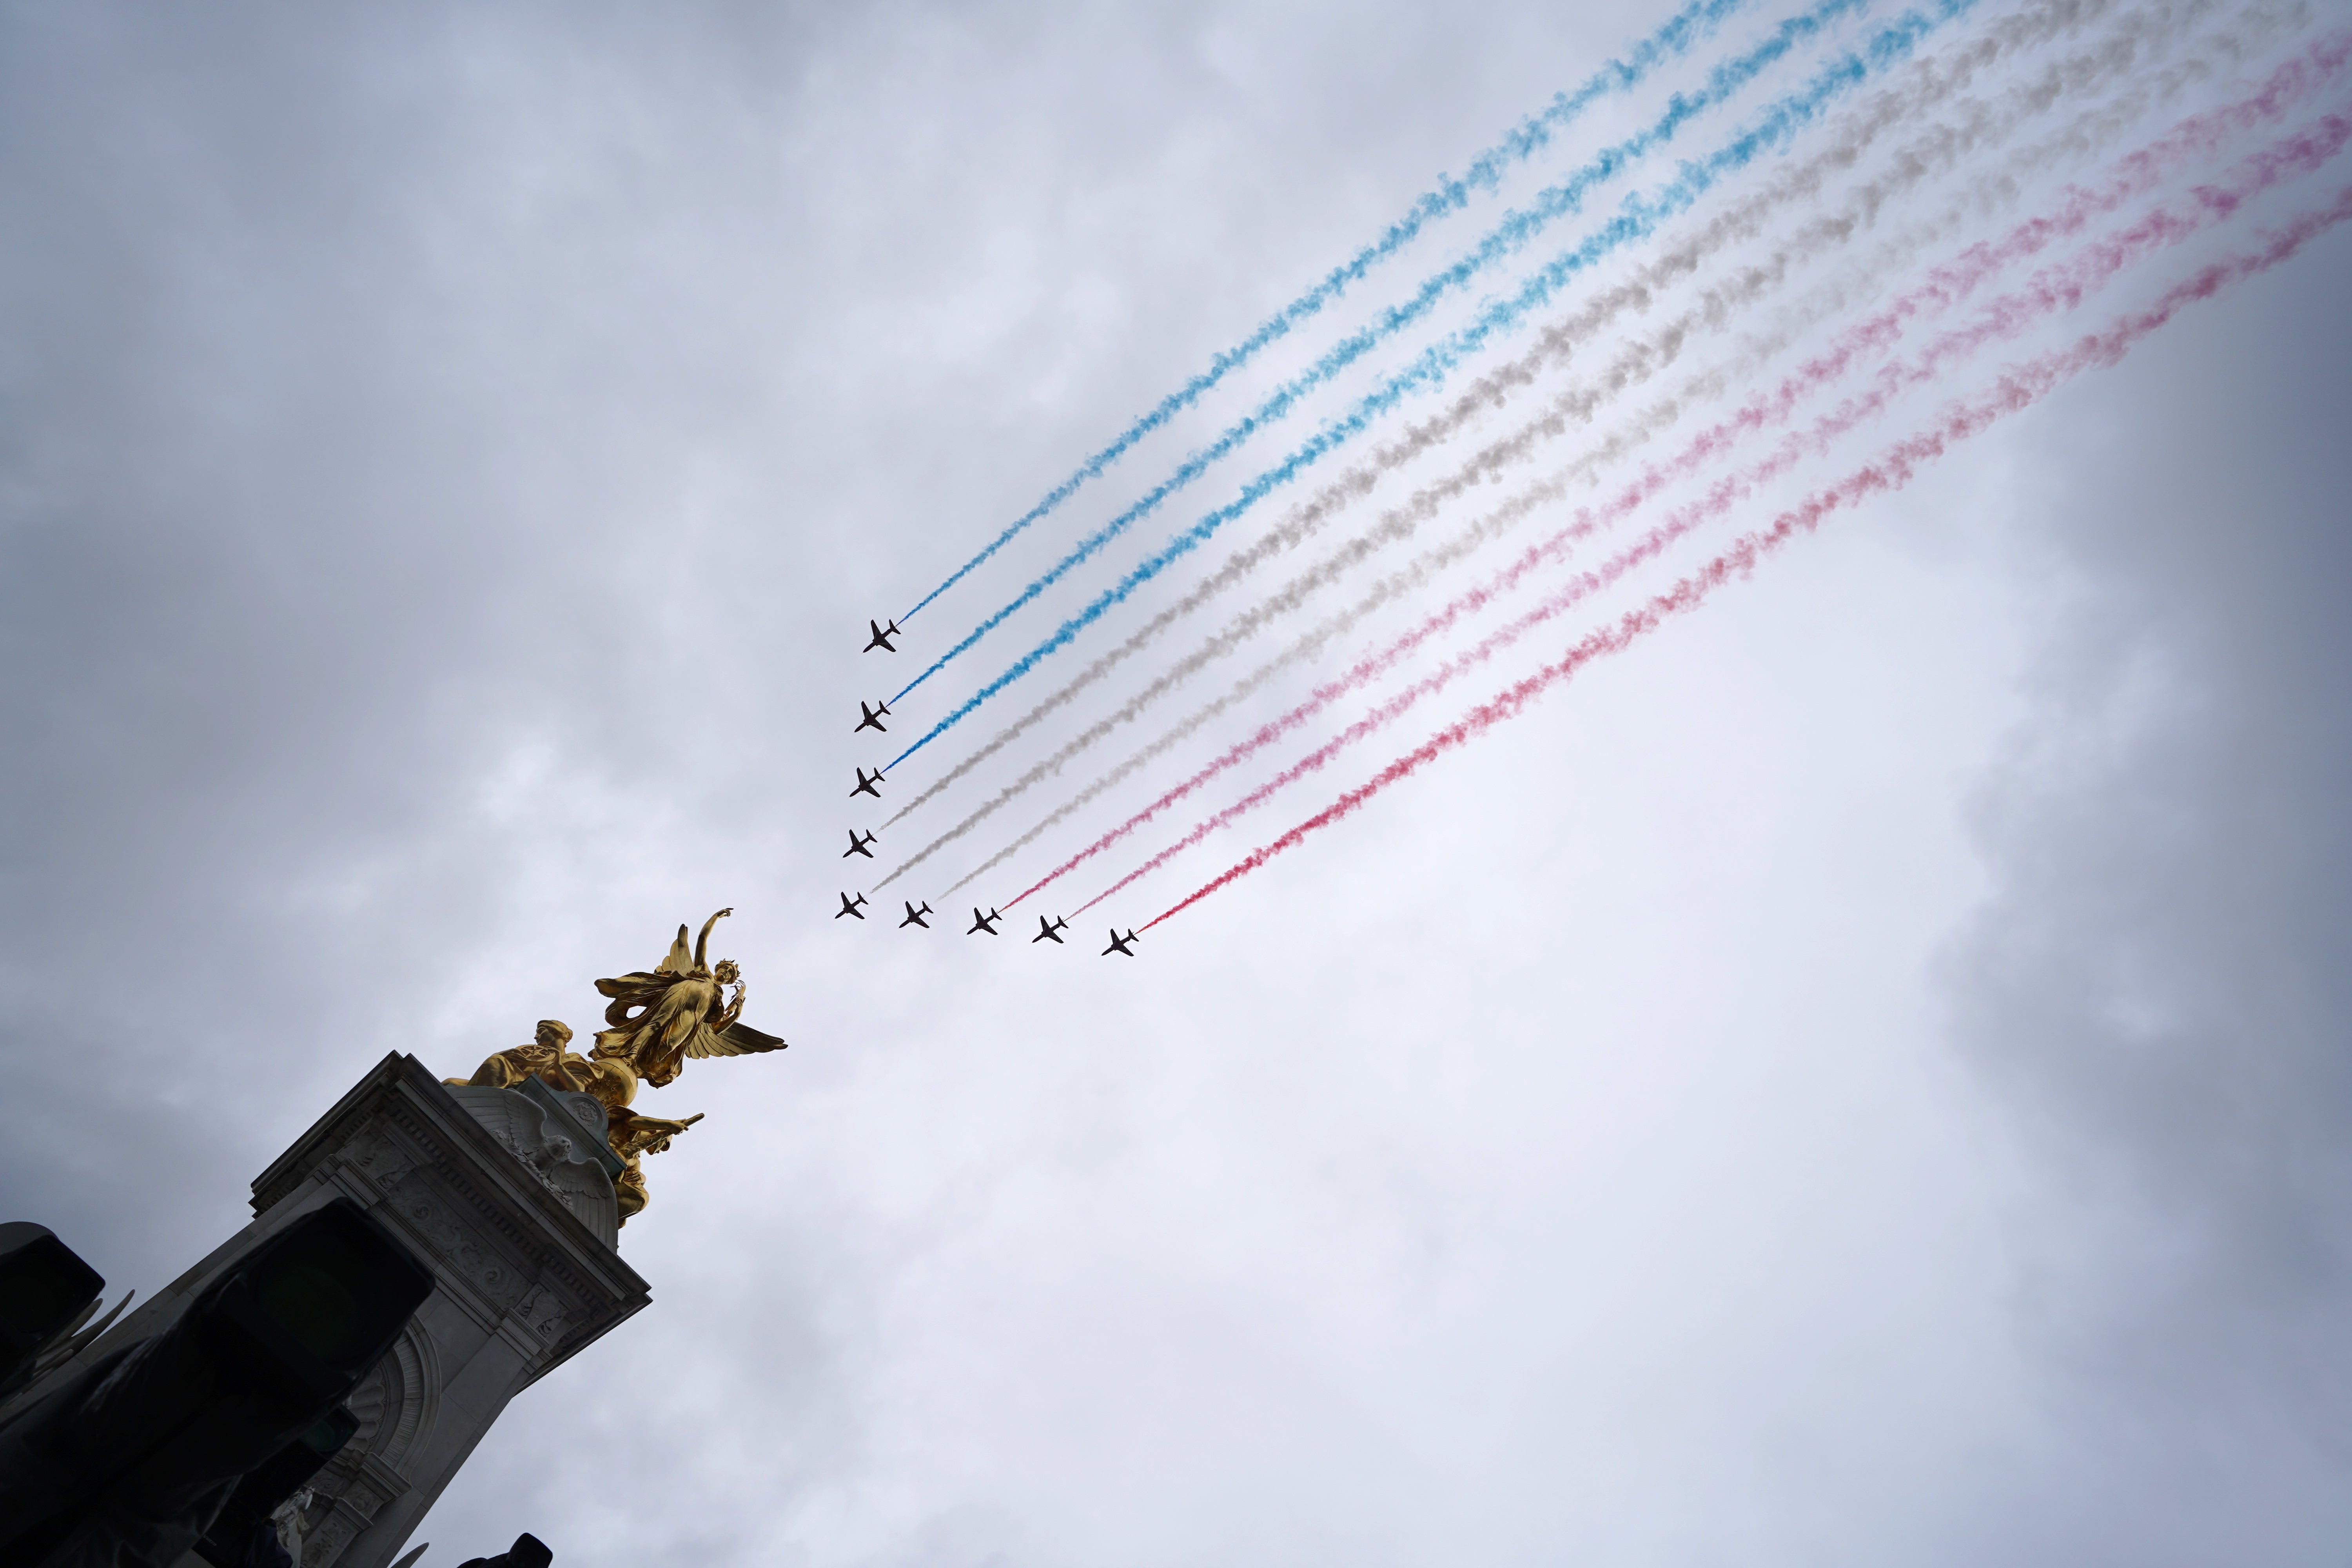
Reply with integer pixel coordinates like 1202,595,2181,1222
1101,928,1139,958
864,619,901,653
843,829,877,859
900,900,933,929
852,767,884,799
1031,915,1069,944
855,700,891,735
835,892,867,920
967,907,1001,936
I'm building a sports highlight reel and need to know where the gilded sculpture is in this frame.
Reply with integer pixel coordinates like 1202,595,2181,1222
589,907,786,1088
606,1108,704,1225
448,1019,582,1092
446,909,786,1225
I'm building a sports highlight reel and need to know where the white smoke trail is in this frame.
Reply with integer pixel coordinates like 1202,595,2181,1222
875,0,2214,862
898,0,2284,896
875,1,2284,894
902,1,2314,897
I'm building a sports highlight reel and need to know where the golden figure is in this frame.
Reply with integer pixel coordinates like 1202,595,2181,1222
447,1019,583,1092
573,1054,640,1109
445,907,787,1228
605,1108,704,1225
589,908,785,1089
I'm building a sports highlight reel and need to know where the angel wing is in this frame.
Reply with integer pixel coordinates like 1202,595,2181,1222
686,1019,787,1059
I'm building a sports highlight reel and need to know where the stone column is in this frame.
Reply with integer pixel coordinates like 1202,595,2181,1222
20,1052,650,1568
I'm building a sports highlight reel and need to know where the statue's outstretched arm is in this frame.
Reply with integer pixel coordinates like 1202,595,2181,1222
692,907,734,971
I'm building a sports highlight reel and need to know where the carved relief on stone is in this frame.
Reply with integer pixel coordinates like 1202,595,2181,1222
555,1091,609,1140
298,1488,358,1566
298,1319,438,1567
443,1084,622,1249
491,1122,576,1189
340,1125,417,1192
299,1454,410,1568
383,1175,526,1310
507,1283,570,1350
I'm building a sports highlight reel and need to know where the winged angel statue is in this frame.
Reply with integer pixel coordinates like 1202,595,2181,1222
590,907,786,1089
447,909,784,1224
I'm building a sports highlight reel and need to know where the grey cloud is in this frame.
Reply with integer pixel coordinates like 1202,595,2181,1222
9,2,2352,1565
1940,227,2352,1558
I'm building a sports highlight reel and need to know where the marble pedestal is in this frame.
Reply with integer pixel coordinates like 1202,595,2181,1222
15,1053,650,1568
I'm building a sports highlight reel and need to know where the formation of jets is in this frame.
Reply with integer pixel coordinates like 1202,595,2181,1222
841,617,1140,953
831,901,1136,955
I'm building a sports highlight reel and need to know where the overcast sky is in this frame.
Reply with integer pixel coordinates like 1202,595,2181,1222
4,2,2350,1564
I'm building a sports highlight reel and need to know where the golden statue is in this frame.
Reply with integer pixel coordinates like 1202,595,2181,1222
445,908,787,1227
606,1108,704,1225
447,1019,584,1092
588,908,786,1089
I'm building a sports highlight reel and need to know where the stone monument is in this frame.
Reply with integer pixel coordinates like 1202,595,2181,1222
4,910,787,1568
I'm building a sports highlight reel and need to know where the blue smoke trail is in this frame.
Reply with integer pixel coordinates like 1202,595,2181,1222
888,0,1973,772
893,0,1871,709
897,0,1756,629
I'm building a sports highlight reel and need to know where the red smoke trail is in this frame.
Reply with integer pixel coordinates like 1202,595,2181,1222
1664,36,2352,479
1008,108,2352,914
1134,186,2352,932
1771,109,2350,454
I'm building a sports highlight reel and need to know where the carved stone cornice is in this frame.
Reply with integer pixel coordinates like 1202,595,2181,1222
252,1052,648,1380
250,1055,657,1567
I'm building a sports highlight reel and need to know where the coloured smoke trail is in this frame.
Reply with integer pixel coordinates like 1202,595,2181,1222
880,13,2337,898
850,3,2348,934
1028,115,2352,915
1124,188,2352,931
887,0,1876,704
891,0,1755,627
883,0,1976,744
915,56,2352,899
874,0,2211,858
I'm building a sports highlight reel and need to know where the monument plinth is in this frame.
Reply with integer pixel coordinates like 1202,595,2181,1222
11,1054,648,1568
2,909,788,1568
